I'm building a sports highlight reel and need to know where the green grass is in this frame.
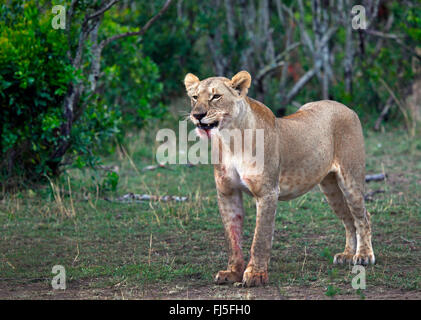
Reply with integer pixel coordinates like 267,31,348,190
0,125,420,299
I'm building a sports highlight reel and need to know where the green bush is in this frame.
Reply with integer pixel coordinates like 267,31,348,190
101,39,165,131
0,2,165,186
0,3,76,182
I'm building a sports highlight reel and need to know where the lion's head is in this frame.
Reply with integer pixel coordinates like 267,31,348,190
184,71,252,138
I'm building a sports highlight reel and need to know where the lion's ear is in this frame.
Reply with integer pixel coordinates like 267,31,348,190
184,73,200,91
230,71,251,96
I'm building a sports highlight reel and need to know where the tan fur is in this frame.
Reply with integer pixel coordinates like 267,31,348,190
184,71,375,287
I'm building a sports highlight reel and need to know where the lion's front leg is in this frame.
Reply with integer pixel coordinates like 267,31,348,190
215,189,245,285
243,190,278,287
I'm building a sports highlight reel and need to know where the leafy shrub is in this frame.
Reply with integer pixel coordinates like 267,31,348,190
0,3,77,182
101,39,165,132
0,2,165,186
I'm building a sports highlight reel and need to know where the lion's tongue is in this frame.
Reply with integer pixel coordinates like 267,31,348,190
204,129,211,138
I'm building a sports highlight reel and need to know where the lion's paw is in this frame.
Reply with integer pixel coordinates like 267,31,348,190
241,267,268,287
352,253,375,266
215,270,243,285
333,252,354,264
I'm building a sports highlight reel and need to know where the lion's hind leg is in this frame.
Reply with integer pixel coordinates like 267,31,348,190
335,168,375,265
320,172,357,264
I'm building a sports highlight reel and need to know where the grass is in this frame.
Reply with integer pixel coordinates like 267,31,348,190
0,121,420,299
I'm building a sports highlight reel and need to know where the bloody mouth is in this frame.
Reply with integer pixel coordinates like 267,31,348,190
197,121,219,138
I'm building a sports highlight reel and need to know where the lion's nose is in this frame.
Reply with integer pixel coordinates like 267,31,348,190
192,112,207,121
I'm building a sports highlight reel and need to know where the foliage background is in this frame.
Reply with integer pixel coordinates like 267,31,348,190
0,0,420,185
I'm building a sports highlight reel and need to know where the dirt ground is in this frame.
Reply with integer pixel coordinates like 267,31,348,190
1,279,420,300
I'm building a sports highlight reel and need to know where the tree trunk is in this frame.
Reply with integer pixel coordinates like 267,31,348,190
343,0,353,95
48,0,173,174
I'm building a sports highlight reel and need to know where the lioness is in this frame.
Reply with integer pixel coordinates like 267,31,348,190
184,71,375,287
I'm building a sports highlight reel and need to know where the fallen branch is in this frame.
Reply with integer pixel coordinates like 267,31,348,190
142,163,195,171
142,164,167,172
364,189,385,202
113,193,188,203
400,236,416,244
365,173,387,182
97,165,119,173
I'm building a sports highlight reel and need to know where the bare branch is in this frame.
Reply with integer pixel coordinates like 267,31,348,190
343,0,353,94
273,0,285,26
281,2,314,53
285,61,321,104
224,0,236,38
365,0,380,30
319,26,338,49
276,42,302,63
282,26,336,105
279,18,295,102
207,34,227,76
365,30,403,39
256,62,285,84
367,30,421,61
100,0,173,50
87,0,120,21
372,12,395,58
374,96,394,131
255,42,301,83
379,78,416,136
259,0,275,63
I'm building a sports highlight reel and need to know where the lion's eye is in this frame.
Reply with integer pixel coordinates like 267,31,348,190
192,95,198,100
211,94,222,101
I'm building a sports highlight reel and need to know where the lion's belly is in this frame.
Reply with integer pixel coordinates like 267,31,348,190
277,181,318,200
277,159,333,201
